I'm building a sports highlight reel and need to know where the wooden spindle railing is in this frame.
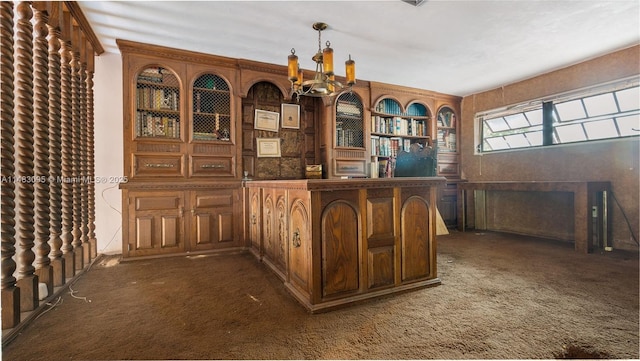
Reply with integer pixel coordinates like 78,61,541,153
1,0,102,333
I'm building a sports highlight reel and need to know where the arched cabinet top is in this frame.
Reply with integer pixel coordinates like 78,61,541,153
372,96,432,118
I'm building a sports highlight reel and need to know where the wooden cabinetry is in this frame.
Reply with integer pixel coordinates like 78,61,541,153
320,86,370,179
320,81,461,178
119,40,243,259
122,185,242,258
244,178,445,313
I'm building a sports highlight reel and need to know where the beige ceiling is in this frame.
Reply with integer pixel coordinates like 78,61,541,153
78,0,640,97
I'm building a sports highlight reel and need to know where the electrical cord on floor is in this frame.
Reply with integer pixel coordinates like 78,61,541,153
98,182,122,253
34,296,63,320
611,190,638,245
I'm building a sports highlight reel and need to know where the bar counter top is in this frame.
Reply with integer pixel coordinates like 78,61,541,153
243,176,447,191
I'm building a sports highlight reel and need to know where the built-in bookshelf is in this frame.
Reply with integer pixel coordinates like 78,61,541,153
135,67,181,139
436,106,457,152
370,98,431,177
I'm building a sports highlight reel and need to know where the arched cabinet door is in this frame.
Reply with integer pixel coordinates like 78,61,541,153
134,66,181,140
331,92,368,178
191,73,232,142
335,92,364,148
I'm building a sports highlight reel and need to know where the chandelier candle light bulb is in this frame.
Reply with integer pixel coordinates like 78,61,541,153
288,22,355,100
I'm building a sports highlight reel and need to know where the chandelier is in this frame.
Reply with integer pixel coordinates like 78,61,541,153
287,22,356,100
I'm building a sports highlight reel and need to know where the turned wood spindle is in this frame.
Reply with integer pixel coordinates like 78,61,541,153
33,6,53,296
14,1,39,311
60,42,75,279
47,22,65,287
1,0,21,329
86,70,97,259
71,51,83,271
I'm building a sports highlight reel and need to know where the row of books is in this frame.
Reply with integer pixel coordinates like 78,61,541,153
138,68,164,83
370,158,394,178
437,129,457,151
137,87,179,111
336,129,363,147
371,116,427,136
337,101,362,117
371,136,411,158
136,111,180,138
437,110,456,128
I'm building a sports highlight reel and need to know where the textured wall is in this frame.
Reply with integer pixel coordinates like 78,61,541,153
460,45,640,251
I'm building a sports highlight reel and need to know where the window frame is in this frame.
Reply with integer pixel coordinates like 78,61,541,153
475,77,640,154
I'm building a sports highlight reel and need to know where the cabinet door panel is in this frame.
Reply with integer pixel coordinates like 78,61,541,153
189,190,239,252
262,193,276,262
248,189,261,254
321,201,359,298
195,213,212,245
368,246,394,289
289,199,311,295
401,196,431,281
161,216,179,247
127,192,185,258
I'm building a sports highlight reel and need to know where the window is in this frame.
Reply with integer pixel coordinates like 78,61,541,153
477,78,640,153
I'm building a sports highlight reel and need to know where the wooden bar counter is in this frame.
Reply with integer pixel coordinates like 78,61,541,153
243,177,446,313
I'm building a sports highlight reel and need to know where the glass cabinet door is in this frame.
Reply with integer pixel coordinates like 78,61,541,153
335,92,364,148
192,74,231,141
135,66,180,139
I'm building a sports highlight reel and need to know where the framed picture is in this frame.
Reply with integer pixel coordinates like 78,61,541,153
254,109,280,132
256,138,281,158
281,103,300,129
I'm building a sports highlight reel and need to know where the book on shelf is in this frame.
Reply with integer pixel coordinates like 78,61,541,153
370,135,380,156
438,110,456,128
370,158,379,178
136,112,179,138
337,101,361,116
138,68,163,83
137,87,178,111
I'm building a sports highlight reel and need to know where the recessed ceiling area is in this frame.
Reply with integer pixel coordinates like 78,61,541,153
78,1,640,97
